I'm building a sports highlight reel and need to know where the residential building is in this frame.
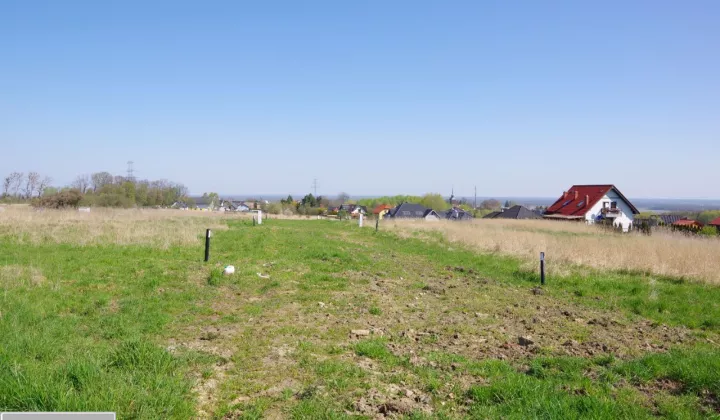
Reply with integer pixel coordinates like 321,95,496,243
672,218,703,231
484,205,541,220
386,203,440,221
441,207,473,220
543,185,639,232
338,204,368,216
373,204,393,220
710,217,720,233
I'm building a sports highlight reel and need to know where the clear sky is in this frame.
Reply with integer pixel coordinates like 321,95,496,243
1,1,719,199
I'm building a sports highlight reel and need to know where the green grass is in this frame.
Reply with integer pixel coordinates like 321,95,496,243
1,217,719,418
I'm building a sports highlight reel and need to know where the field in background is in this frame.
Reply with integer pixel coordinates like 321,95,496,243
387,218,720,284
1,208,719,418
0,205,248,247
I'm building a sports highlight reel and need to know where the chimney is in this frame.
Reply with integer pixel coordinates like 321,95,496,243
562,191,568,199
574,191,579,200
585,195,589,207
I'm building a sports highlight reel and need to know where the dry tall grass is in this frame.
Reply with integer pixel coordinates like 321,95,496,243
0,206,247,248
387,219,720,284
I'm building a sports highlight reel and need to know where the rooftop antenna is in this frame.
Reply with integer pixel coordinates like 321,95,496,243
127,161,136,182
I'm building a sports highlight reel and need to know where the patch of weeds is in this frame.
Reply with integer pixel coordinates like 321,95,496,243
614,346,720,395
368,306,382,316
207,268,224,286
290,397,350,419
314,360,366,391
259,280,280,294
243,303,264,316
354,338,403,366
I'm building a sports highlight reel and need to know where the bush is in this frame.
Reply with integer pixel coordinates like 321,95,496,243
265,202,282,215
34,190,83,209
95,193,133,208
699,226,718,237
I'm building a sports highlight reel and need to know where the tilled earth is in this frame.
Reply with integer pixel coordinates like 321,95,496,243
168,256,706,419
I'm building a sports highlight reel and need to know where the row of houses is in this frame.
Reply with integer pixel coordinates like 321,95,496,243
171,198,267,212
483,184,720,234
373,202,473,221
369,185,643,232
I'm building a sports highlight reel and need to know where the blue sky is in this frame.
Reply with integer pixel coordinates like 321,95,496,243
1,1,719,199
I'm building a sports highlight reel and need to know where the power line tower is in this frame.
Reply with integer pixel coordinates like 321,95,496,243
311,178,318,196
127,161,136,182
474,185,477,209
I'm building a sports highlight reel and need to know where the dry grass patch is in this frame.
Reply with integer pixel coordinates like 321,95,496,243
0,264,46,288
386,219,720,284
0,206,245,248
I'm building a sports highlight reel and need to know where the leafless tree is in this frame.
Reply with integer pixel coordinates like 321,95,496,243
10,172,24,197
2,176,11,197
72,174,91,194
91,172,113,192
25,172,40,198
36,176,52,196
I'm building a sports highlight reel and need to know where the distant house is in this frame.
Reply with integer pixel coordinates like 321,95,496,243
484,205,541,220
483,211,502,219
386,203,440,221
217,200,236,212
710,217,720,233
672,218,703,233
543,185,639,232
171,201,189,210
194,197,215,211
373,204,393,220
232,201,251,212
338,204,367,217
634,214,683,229
217,200,252,212
657,214,685,226
441,207,473,221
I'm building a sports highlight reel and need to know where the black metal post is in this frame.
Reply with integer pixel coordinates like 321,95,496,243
375,218,379,232
204,229,211,262
540,252,545,285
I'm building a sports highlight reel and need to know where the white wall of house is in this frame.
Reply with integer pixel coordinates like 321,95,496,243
584,189,635,232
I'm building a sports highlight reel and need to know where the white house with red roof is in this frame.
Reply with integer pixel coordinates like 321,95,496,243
543,185,639,232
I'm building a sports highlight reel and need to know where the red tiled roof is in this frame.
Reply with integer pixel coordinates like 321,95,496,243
373,204,393,214
545,184,640,216
673,219,703,227
710,217,720,227
545,185,638,217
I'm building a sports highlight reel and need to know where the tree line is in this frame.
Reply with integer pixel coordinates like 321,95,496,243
2,172,53,200
1,170,191,209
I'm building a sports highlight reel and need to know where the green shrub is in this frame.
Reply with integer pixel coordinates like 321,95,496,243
34,190,83,208
699,226,718,237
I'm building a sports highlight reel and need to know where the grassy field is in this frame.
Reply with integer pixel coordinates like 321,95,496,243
388,218,720,284
1,209,719,418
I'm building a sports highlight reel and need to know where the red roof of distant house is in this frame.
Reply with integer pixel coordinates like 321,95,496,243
673,219,703,227
710,217,720,227
373,204,393,214
544,185,639,217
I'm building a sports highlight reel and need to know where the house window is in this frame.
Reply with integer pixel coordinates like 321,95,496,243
402,211,410,216
562,200,572,206
611,202,617,209
576,201,584,207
